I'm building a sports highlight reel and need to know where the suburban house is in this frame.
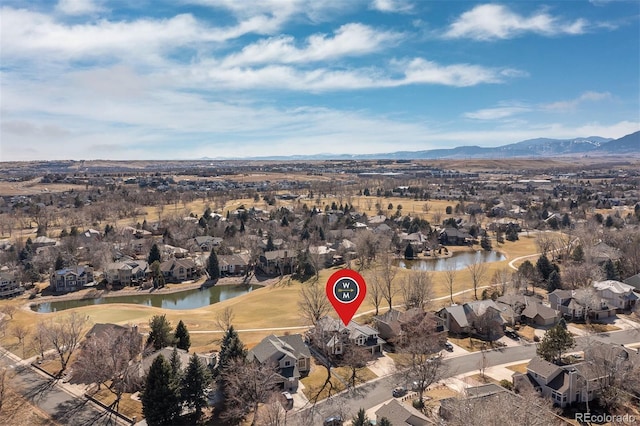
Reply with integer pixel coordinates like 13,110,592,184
190,236,223,252
624,273,640,291
0,271,24,298
50,265,94,293
588,241,621,264
436,300,505,340
103,260,150,286
438,228,472,245
497,294,560,326
592,280,639,311
248,334,311,391
401,232,430,252
32,236,57,250
160,258,197,282
375,399,430,426
258,250,296,276
513,357,605,408
548,289,614,320
311,316,385,356
374,308,445,344
218,253,251,276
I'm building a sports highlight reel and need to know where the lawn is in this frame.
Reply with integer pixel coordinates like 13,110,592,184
299,360,346,402
424,385,459,400
447,337,500,352
90,387,143,422
466,373,500,386
515,325,539,342
506,363,529,374
0,385,58,426
332,366,378,387
570,322,621,333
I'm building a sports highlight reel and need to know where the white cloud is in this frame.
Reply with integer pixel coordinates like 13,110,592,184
371,0,413,13
464,106,531,120
402,58,520,87
444,4,588,40
222,23,402,67
544,91,612,111
56,0,104,16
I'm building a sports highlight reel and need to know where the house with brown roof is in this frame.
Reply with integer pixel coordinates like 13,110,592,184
0,271,24,298
103,260,150,286
248,334,311,392
436,300,505,340
160,258,197,282
497,294,560,326
258,250,296,276
438,228,472,245
50,265,94,293
218,253,251,276
373,309,445,344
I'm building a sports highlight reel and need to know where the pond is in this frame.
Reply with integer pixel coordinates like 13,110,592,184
30,284,256,313
396,250,506,272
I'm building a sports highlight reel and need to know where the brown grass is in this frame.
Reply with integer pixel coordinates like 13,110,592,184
506,363,529,374
424,385,459,400
570,322,620,333
332,366,378,385
466,373,500,386
300,360,346,402
90,387,143,422
515,325,538,342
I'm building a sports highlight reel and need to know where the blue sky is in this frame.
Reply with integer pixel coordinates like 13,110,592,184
1,0,638,161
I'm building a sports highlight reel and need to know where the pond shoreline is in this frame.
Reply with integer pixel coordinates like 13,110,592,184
26,274,279,309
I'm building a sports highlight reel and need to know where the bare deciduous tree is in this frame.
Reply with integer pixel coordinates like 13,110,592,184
400,271,433,311
219,358,279,426
375,249,398,311
341,344,373,389
41,312,90,375
365,270,384,316
444,265,457,304
215,307,235,331
11,324,29,358
0,305,17,320
0,368,8,414
71,327,143,414
298,281,330,326
466,259,487,300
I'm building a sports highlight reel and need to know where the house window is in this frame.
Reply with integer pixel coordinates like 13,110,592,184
285,361,291,367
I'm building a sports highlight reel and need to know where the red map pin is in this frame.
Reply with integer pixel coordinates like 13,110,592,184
326,269,367,326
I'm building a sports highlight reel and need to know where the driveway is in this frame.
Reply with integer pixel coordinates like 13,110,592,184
367,352,396,377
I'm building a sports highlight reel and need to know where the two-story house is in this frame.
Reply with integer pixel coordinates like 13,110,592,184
593,280,639,311
218,253,251,276
548,289,614,320
50,266,94,293
248,334,311,391
311,316,385,356
103,260,150,286
0,271,24,298
436,300,505,340
160,258,197,282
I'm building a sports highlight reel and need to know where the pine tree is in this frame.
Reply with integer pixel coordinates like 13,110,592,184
536,254,553,283
181,353,211,420
547,271,561,292
352,408,369,426
175,320,191,351
266,235,275,251
571,245,584,263
536,322,575,364
404,243,415,260
169,347,183,385
603,259,619,281
147,314,174,351
207,248,220,280
54,254,65,271
379,418,392,426
148,243,161,265
281,215,289,227
481,233,492,251
141,355,180,426
215,326,246,377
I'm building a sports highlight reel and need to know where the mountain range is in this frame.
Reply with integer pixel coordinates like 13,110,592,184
212,130,639,160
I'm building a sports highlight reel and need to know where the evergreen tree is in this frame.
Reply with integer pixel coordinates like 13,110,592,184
141,355,180,426
536,322,575,364
174,320,191,351
54,254,65,271
603,259,619,281
148,243,161,265
169,347,183,384
207,248,220,280
318,227,326,241
215,326,246,378
561,213,571,228
571,245,585,263
379,418,392,426
605,215,614,227
480,234,492,251
547,270,561,292
181,353,211,420
536,254,553,283
352,408,370,426
280,215,289,227
404,243,415,260
147,314,174,351
266,235,275,251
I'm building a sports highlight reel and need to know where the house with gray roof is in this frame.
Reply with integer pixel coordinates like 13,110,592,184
311,316,385,356
436,300,505,340
624,272,640,291
103,260,150,286
375,399,430,426
593,280,639,311
497,294,560,326
0,270,24,298
513,356,610,408
248,334,311,391
50,265,94,293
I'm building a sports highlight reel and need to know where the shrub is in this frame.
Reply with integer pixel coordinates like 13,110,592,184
500,379,513,390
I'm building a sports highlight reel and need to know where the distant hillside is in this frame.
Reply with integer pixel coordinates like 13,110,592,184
207,131,639,160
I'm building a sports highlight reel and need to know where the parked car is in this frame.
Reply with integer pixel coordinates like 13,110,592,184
324,415,343,426
444,341,454,352
505,330,520,340
392,386,407,397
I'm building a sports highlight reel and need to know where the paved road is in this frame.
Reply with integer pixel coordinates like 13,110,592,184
0,350,124,426
292,328,640,426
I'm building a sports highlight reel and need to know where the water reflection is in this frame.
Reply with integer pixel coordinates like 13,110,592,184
31,284,255,313
396,250,505,271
